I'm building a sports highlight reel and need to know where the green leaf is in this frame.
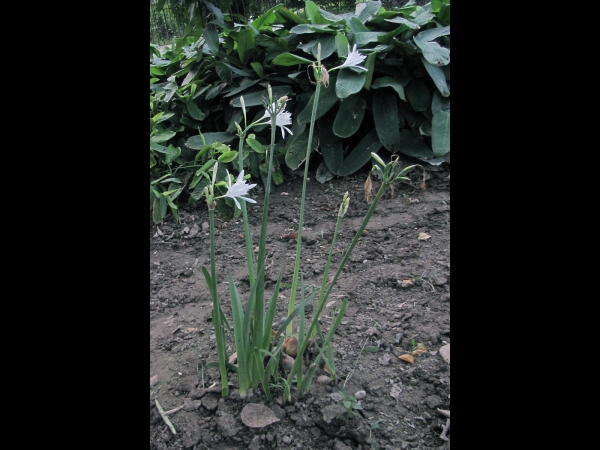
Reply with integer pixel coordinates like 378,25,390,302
203,27,219,56
236,28,255,65
250,62,264,78
335,69,366,99
414,27,450,66
421,57,450,96
385,16,421,29
431,91,450,116
337,129,382,176
347,17,369,33
165,145,181,164
289,24,335,34
251,6,277,30
416,26,451,42
180,116,202,129
363,53,376,90
373,89,401,153
333,95,366,138
218,151,238,163
321,140,343,175
372,76,406,101
357,1,382,23
312,35,336,59
246,138,265,154
298,80,339,124
273,52,313,66
154,112,175,124
431,111,450,156
406,79,431,112
285,130,318,170
353,32,387,46
151,130,176,143
203,1,224,28
398,129,435,160
335,33,349,58
305,1,328,24
186,101,206,121
276,7,308,25
186,132,235,149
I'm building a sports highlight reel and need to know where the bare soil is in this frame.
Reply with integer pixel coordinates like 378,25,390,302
150,164,450,450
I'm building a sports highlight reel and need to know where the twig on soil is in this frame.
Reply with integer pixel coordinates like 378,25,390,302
437,409,450,441
155,399,177,435
440,418,450,441
164,404,184,415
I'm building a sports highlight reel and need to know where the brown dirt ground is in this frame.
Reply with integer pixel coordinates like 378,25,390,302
150,163,450,450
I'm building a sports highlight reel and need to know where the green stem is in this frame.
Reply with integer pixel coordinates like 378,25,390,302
237,133,255,288
286,81,322,336
209,207,229,397
285,181,388,401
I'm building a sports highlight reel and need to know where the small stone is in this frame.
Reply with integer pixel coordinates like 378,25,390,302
188,224,200,238
316,375,331,385
433,276,448,286
202,222,209,231
282,435,293,445
241,403,280,428
439,343,450,364
322,404,347,424
354,390,367,400
310,427,321,438
329,392,343,402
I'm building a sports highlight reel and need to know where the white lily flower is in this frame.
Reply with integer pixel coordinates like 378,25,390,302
332,44,368,72
224,169,257,209
259,102,294,139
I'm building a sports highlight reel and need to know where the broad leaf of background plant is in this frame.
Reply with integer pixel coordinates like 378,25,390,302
335,33,349,58
373,89,401,153
305,1,329,25
285,130,319,170
357,1,382,23
333,95,366,138
337,129,382,176
312,35,336,58
186,101,207,120
372,76,406,101
431,111,450,156
235,28,256,65
413,26,450,66
151,130,176,143
276,7,308,25
321,141,344,175
298,80,339,124
347,17,369,33
203,27,220,56
336,69,366,99
406,79,431,112
203,1,225,28
422,57,450,96
398,129,435,160
431,91,450,115
354,32,387,46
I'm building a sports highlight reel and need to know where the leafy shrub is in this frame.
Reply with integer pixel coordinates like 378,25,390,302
150,0,449,221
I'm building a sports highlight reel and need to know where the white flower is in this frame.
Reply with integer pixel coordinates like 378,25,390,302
260,102,294,139
225,169,257,209
333,44,367,72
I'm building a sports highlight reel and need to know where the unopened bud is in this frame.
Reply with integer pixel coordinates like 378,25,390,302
338,191,350,217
